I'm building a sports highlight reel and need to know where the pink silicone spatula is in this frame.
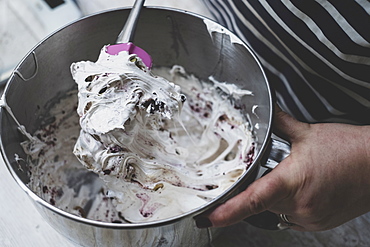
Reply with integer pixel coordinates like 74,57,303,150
106,0,152,68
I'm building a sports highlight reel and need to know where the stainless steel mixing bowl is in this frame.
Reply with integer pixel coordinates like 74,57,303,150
0,7,275,246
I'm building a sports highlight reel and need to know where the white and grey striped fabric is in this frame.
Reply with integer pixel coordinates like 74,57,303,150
202,0,370,124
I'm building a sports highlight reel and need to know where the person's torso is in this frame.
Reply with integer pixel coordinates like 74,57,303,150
203,0,370,124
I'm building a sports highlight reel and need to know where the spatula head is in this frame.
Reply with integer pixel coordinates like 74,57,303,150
106,43,152,68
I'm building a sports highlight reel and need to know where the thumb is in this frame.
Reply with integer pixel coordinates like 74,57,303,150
273,104,309,142
201,170,288,228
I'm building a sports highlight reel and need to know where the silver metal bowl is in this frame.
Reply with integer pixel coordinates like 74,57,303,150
0,7,273,246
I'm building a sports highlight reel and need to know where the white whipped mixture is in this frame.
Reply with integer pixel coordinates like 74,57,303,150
21,90,122,222
22,47,255,223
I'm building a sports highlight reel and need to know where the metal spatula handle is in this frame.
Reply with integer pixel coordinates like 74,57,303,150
116,0,145,44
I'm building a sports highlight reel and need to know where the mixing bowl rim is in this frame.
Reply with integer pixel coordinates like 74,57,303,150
0,6,273,229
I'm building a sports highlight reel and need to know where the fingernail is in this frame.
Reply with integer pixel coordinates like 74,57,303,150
195,217,213,228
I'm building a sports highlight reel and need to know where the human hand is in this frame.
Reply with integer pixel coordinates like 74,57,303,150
195,105,370,231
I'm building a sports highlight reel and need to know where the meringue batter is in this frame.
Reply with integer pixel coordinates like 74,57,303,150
23,47,255,223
